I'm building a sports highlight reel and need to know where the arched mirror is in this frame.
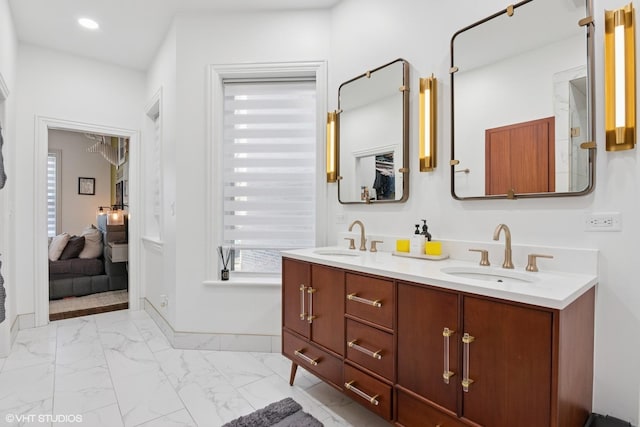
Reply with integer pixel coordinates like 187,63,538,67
451,0,595,200
337,59,409,204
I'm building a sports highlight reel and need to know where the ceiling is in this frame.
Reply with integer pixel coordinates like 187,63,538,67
8,0,342,71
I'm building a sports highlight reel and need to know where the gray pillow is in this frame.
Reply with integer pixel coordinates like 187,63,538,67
59,236,86,260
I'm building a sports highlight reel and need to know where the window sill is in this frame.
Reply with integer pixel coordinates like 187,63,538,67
202,275,281,288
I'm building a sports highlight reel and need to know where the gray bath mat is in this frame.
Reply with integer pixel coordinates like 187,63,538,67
222,397,323,427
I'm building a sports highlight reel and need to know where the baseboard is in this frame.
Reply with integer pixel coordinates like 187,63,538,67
49,302,128,321
18,312,35,330
143,298,280,353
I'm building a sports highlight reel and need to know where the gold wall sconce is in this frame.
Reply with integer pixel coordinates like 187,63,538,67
326,111,338,182
605,3,636,151
419,75,437,171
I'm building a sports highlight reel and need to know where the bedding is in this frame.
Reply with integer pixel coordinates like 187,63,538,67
78,226,102,259
48,233,70,261
59,235,85,260
49,257,104,279
48,225,128,300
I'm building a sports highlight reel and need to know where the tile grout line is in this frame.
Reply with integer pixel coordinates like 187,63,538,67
93,312,128,427
131,312,198,427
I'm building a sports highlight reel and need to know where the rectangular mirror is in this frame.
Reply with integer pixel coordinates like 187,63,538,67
337,59,410,204
451,0,595,200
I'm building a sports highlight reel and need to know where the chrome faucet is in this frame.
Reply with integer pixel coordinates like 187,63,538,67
348,220,367,251
493,223,514,269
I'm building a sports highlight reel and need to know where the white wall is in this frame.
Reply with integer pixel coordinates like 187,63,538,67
329,0,639,423
143,24,177,327
170,10,330,333
48,130,111,235
0,0,18,356
14,44,145,316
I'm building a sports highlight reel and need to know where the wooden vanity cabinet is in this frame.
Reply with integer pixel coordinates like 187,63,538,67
395,285,595,427
282,257,595,427
344,272,395,421
459,296,553,427
282,258,345,389
396,283,460,414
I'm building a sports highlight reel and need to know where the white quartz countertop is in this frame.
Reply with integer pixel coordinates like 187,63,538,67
281,247,598,310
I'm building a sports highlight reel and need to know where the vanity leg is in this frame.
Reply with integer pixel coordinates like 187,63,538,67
289,362,298,386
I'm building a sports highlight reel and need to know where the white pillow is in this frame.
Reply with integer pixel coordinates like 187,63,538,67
48,233,70,261
78,226,103,259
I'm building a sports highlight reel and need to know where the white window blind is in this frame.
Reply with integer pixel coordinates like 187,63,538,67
222,79,316,273
47,151,60,237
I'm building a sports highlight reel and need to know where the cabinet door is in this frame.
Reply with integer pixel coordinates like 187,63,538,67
461,296,553,427
310,264,344,355
282,258,310,338
397,283,459,413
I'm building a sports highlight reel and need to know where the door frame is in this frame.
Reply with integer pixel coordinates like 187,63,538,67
34,116,140,326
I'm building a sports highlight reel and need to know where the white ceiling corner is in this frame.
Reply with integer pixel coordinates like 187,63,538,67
8,0,342,71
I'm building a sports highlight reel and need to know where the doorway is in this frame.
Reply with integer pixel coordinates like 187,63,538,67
46,129,130,320
34,117,140,327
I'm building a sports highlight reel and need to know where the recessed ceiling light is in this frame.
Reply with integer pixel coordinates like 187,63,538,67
78,17,99,30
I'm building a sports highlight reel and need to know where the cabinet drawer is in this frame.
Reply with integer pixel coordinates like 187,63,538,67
396,389,465,427
344,364,392,421
346,319,394,380
282,330,342,389
346,273,394,329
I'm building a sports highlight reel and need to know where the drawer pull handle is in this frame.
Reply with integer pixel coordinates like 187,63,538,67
299,284,307,320
462,333,475,392
347,293,382,308
307,287,317,323
348,340,382,360
294,349,318,366
344,380,379,406
442,327,455,384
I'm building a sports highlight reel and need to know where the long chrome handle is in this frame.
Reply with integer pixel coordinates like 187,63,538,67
462,333,475,392
348,340,382,360
294,349,318,366
347,293,382,308
344,381,379,406
299,284,307,320
442,327,455,384
307,287,316,323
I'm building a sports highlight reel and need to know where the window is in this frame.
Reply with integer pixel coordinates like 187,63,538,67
222,79,317,273
47,150,61,237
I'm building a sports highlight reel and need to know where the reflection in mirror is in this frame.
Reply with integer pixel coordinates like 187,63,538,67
338,59,409,203
451,0,595,199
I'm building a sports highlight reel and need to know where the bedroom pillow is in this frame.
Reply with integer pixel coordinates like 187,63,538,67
78,226,102,259
59,235,85,260
48,233,70,261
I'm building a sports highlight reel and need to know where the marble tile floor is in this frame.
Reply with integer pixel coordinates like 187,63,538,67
0,309,390,427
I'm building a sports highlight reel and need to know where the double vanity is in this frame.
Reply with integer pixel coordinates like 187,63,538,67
281,239,597,426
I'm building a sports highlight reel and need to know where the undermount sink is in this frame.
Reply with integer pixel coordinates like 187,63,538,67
313,248,361,257
441,266,536,284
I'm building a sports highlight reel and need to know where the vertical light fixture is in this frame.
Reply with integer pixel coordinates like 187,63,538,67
326,111,337,182
605,3,636,151
419,75,437,171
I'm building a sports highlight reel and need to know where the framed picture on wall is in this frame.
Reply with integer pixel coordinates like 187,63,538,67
78,177,95,195
118,138,128,166
115,181,123,208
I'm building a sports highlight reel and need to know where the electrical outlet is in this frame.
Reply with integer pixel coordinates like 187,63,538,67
585,212,622,231
335,213,347,224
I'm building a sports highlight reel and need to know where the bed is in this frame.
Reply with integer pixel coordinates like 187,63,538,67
48,223,128,300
